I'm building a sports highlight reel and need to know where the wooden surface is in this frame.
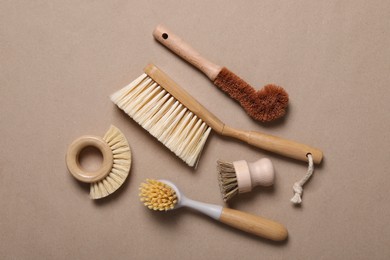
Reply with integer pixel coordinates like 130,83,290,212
1,1,390,259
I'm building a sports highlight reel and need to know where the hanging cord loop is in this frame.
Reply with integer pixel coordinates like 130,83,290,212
291,153,314,205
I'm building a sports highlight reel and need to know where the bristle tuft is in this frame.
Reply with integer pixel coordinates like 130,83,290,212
139,179,177,211
90,125,131,199
111,74,211,167
214,68,289,122
217,160,239,202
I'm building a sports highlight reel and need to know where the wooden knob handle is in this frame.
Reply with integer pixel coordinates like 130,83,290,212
248,158,275,187
233,158,274,193
65,135,113,183
153,25,222,80
219,208,288,241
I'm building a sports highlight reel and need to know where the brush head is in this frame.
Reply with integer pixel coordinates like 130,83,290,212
111,71,212,167
66,125,131,200
139,179,178,211
90,125,132,199
217,160,239,202
213,67,289,122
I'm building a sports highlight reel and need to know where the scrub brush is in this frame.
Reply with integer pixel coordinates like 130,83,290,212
111,64,323,167
217,158,274,202
153,25,289,122
139,179,288,241
66,125,132,199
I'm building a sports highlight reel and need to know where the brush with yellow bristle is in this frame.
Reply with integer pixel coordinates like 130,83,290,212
139,179,288,241
66,125,131,199
139,179,177,211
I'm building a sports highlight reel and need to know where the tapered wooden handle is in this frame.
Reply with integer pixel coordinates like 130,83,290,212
222,126,323,164
219,208,288,241
153,25,222,80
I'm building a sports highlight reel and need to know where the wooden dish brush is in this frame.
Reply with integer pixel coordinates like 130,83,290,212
153,25,289,122
66,125,131,199
217,158,274,202
111,64,322,167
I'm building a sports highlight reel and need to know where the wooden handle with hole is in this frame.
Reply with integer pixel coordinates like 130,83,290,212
153,24,222,80
219,208,288,241
222,126,323,164
145,63,323,164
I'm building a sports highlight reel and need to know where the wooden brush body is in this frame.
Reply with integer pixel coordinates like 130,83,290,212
143,64,323,164
111,64,322,167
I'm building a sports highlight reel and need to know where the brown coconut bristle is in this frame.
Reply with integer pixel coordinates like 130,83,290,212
213,67,289,122
217,160,239,202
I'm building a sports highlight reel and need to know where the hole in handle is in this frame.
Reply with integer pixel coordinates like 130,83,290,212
162,33,168,39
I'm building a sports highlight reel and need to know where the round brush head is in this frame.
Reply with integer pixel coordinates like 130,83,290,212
66,125,132,199
139,179,178,211
213,67,289,122
217,158,275,202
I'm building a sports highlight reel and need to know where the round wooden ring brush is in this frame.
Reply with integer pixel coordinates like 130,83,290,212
217,158,275,202
153,25,289,122
66,125,131,199
139,179,287,241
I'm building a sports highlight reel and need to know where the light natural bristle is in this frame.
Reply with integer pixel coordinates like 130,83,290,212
217,160,239,202
111,73,211,167
139,179,177,211
90,125,131,199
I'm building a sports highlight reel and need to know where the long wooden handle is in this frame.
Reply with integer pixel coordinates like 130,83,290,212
153,25,222,80
219,208,288,241
222,126,323,164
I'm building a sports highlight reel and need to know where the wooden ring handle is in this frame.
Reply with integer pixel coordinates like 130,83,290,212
65,135,113,183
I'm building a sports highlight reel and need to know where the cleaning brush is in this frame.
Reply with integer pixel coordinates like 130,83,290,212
111,64,322,167
217,158,274,202
139,179,288,241
66,125,131,199
153,25,289,122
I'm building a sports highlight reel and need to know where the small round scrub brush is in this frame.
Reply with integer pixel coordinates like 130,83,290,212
217,158,274,202
66,125,131,199
153,25,289,122
139,179,287,241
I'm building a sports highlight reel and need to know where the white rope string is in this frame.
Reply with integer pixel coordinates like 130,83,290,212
290,154,314,205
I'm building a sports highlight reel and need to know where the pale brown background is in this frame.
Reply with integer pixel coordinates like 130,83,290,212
1,1,389,259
